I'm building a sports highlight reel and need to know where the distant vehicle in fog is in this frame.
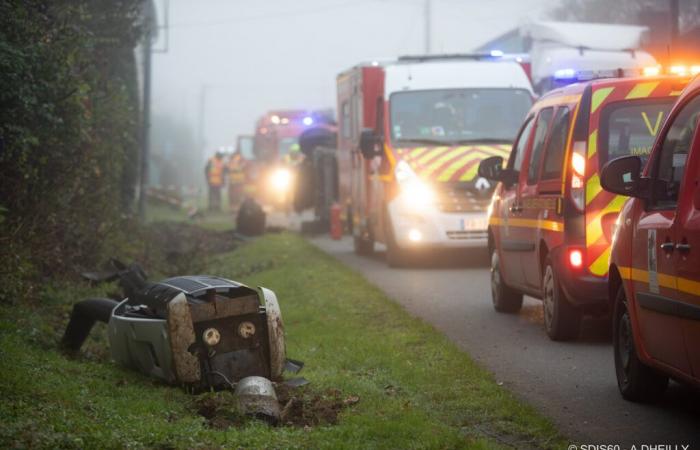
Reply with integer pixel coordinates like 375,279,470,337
478,21,660,95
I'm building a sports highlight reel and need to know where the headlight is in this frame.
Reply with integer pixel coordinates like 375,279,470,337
270,168,292,191
402,179,435,206
395,160,434,210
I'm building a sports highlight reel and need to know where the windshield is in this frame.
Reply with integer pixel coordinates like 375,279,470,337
278,137,298,156
600,99,675,167
389,88,532,145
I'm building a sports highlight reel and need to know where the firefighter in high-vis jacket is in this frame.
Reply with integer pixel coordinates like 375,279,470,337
205,151,225,211
226,151,246,210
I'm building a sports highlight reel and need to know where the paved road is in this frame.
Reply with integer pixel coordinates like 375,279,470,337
310,236,700,447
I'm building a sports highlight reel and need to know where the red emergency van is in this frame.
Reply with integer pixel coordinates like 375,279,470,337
336,55,534,266
479,75,690,340
602,76,700,401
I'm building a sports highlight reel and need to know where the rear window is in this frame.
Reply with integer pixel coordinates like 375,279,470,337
600,99,675,167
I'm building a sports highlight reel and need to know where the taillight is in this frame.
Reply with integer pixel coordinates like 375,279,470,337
570,141,586,211
568,248,583,268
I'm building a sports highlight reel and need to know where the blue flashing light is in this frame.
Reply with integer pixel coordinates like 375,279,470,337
554,68,576,79
303,116,314,126
490,50,504,57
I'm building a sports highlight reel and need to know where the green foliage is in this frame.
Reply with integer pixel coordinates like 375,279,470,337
0,1,145,302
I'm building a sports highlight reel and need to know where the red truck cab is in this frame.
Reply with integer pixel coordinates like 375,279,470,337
603,76,700,401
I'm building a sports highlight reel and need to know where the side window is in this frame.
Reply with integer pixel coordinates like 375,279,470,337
541,107,570,180
652,95,700,209
341,101,351,139
508,117,534,172
527,108,554,184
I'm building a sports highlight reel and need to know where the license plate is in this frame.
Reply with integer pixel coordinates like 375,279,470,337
458,218,487,231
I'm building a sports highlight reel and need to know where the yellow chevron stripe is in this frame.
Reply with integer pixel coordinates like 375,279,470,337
588,246,611,276
626,81,660,99
460,163,482,182
588,129,598,158
420,146,469,178
591,87,614,114
435,151,490,182
586,195,628,246
407,147,428,159
415,146,450,166
585,173,602,206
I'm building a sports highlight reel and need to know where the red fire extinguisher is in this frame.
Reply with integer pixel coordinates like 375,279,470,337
330,202,342,240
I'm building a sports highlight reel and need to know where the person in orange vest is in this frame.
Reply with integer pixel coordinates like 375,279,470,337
205,151,225,211
226,151,246,210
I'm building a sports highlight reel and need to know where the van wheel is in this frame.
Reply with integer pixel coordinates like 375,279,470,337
490,250,523,313
613,285,668,402
542,256,581,340
353,234,374,255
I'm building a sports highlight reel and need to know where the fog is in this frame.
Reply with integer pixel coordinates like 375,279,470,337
151,0,559,164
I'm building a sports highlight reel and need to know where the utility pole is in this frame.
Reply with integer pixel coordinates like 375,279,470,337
138,3,155,220
424,0,432,54
138,0,168,220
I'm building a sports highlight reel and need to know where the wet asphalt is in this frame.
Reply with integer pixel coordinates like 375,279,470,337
310,235,700,448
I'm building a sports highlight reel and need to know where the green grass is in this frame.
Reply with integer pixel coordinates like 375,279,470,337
0,233,566,449
145,200,237,232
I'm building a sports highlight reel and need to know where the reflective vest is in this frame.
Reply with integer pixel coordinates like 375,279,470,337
208,157,224,187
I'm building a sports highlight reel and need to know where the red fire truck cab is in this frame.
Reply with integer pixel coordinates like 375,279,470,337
337,55,534,266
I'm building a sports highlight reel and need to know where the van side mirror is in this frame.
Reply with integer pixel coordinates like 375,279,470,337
600,156,644,197
478,156,518,187
359,128,380,159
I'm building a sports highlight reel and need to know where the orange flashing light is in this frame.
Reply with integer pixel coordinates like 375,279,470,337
642,66,661,77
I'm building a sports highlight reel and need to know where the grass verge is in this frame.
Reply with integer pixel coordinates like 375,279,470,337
0,233,566,449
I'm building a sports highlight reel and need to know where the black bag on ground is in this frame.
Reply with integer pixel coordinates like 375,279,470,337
236,197,266,236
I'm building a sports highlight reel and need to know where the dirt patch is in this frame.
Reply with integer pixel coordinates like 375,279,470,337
193,385,358,429
194,392,247,430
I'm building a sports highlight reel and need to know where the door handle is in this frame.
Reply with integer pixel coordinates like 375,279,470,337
660,242,675,252
676,243,691,252
510,204,523,213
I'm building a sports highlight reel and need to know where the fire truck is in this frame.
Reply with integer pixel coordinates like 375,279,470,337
252,110,324,208
336,55,534,266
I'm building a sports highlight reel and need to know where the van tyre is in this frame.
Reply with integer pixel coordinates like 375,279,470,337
490,250,523,313
542,256,581,340
613,285,668,402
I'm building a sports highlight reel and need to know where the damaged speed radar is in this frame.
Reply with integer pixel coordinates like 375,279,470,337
61,260,304,424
